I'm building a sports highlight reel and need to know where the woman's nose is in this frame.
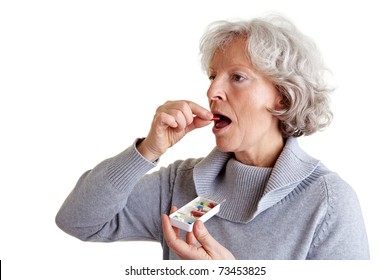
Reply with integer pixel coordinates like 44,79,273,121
207,79,225,101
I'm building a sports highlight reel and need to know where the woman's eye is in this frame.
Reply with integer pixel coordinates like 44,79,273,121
232,74,245,82
208,75,216,81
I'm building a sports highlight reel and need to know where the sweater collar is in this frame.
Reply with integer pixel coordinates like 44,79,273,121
193,137,320,222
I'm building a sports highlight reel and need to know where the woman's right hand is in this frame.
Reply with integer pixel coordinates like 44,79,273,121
137,100,213,162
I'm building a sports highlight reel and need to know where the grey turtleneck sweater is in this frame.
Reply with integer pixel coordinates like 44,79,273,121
56,137,370,259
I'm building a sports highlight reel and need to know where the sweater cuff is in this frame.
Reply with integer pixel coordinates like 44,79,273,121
106,138,157,192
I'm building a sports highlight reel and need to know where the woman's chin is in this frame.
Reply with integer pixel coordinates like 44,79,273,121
214,139,235,153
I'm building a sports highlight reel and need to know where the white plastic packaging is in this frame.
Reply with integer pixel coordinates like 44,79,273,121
169,197,221,232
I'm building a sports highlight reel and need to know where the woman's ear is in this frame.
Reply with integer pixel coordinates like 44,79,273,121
274,94,287,111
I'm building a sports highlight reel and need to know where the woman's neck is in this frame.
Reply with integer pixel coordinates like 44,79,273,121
234,135,285,167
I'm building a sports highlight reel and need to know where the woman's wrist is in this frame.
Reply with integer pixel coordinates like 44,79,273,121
136,138,161,163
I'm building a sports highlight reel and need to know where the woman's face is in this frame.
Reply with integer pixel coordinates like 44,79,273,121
207,38,283,162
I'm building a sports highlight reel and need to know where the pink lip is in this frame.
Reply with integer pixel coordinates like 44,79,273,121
212,126,230,136
212,120,232,135
210,109,233,134
211,109,227,118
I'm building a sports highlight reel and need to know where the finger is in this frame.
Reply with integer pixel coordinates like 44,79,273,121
169,206,180,237
185,116,213,134
169,206,178,214
185,231,199,247
161,213,197,259
186,101,213,121
158,101,194,127
192,221,235,259
192,220,221,254
155,112,178,131
161,213,184,245
169,101,211,123
165,108,188,131
156,101,213,134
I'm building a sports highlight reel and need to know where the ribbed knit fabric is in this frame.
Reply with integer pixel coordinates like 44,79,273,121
200,158,272,222
56,137,370,259
106,139,157,192
194,137,320,222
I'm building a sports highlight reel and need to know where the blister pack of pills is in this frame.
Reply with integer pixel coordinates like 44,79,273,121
169,197,221,232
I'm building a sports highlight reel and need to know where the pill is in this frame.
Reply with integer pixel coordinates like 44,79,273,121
208,202,216,208
191,210,204,217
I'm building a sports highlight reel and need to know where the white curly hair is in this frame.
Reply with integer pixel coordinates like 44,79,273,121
200,15,333,137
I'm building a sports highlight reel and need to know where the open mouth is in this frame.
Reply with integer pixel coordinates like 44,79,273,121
213,114,232,129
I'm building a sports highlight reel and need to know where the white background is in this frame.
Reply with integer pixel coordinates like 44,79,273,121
1,0,389,279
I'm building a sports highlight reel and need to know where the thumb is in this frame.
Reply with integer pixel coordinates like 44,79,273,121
192,220,220,252
193,220,235,260
185,116,212,134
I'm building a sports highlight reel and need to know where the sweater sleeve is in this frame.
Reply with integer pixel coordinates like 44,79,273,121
307,173,370,259
55,139,175,243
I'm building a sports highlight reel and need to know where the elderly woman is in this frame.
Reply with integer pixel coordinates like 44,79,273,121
56,15,369,259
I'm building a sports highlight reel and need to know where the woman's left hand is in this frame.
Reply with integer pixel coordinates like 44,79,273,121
161,207,235,260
